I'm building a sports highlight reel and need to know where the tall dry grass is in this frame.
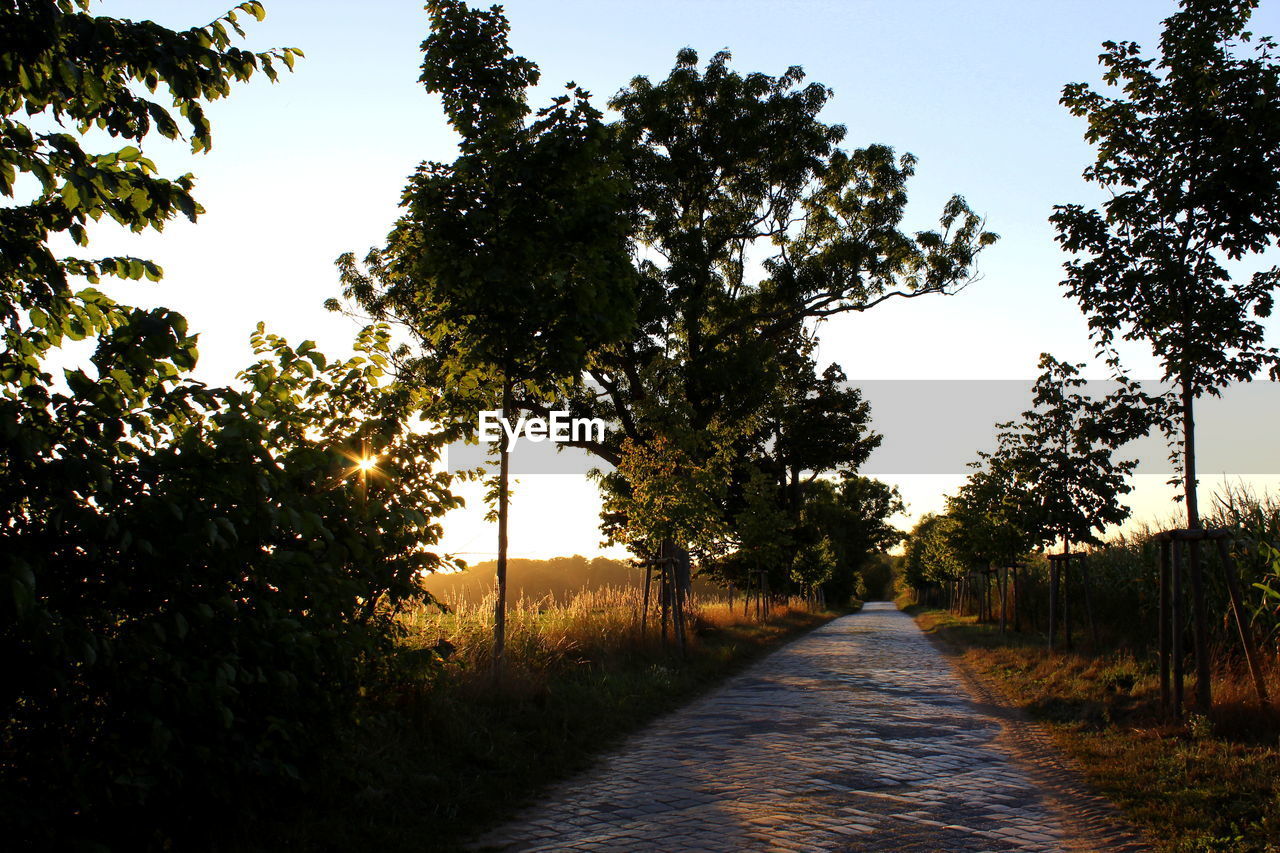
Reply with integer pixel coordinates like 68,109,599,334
398,585,818,682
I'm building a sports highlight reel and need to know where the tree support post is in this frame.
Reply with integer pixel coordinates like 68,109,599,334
1187,538,1212,713
1081,555,1098,648
1215,538,1270,707
1171,539,1184,720
999,564,1008,635
640,556,653,639
1158,540,1171,711
1063,554,1073,651
1048,556,1059,651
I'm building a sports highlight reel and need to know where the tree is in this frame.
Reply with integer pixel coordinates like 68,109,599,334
997,355,1148,557
541,47,995,534
756,334,881,520
804,475,905,604
903,513,964,605
577,49,997,438
982,355,1151,645
338,0,637,674
946,457,1036,571
1051,0,1280,704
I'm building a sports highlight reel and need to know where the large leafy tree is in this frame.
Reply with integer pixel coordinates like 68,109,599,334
338,0,637,673
1051,0,1280,707
551,49,997,476
532,49,994,585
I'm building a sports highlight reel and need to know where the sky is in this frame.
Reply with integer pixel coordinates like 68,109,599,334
70,0,1280,559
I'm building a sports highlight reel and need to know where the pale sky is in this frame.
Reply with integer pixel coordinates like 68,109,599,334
68,1,1280,559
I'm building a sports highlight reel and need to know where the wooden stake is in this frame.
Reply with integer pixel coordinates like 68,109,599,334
641,558,653,639
1187,538,1213,712
1048,558,1059,650
1081,555,1098,648
1063,553,1073,651
1216,538,1271,707
1159,540,1171,711
1172,540,1184,720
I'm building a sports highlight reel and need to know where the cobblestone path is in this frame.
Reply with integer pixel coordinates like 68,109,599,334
472,602,1145,852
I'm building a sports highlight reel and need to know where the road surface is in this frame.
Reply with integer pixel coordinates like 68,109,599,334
472,601,1144,852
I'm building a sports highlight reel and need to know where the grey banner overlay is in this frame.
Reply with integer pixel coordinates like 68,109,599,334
445,380,1280,476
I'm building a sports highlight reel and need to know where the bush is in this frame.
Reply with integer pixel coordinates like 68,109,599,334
1,322,459,849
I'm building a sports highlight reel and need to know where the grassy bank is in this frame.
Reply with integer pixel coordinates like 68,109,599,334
245,589,848,852
910,606,1280,853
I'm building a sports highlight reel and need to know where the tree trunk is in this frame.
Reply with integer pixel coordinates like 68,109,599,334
1159,540,1171,712
640,556,653,638
670,541,690,655
1048,557,1059,651
492,373,513,680
1063,546,1073,651
1180,375,1212,711
1173,540,1185,718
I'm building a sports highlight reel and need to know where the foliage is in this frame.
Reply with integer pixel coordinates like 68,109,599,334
946,451,1037,568
557,44,994,553
988,354,1152,552
802,475,905,603
3,318,459,848
903,512,965,592
733,462,794,578
1,4,462,849
1210,485,1280,651
755,334,881,509
1051,0,1280,524
599,434,733,558
336,0,636,397
1,0,301,387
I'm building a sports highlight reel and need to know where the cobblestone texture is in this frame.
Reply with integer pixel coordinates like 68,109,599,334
471,602,1146,852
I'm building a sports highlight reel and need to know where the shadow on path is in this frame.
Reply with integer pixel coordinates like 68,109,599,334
470,602,1147,852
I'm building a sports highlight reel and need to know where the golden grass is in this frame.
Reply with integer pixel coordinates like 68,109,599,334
399,585,817,680
912,606,1280,852
238,589,843,852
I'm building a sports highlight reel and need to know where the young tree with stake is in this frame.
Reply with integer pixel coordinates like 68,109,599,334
1052,0,1280,707
337,1,637,675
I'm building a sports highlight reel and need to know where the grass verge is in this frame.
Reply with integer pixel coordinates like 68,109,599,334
244,592,849,852
908,605,1280,853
